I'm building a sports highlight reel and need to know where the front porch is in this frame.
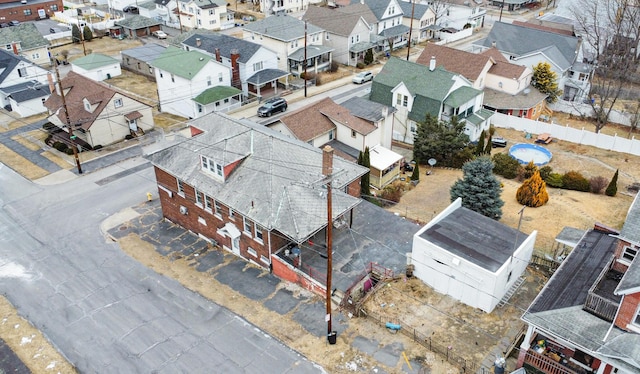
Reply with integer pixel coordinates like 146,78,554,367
288,45,334,77
521,333,602,374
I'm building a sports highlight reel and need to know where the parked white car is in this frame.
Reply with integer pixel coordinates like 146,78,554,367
352,71,374,84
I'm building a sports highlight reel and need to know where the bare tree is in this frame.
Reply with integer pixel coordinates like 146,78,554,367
570,0,640,133
427,0,451,27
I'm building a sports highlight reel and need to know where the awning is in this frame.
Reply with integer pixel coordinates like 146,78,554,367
368,145,403,171
125,111,143,121
221,222,241,239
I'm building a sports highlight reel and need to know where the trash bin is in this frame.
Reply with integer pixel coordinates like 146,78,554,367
327,331,337,345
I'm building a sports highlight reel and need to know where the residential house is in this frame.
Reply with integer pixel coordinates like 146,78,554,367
176,0,233,31
0,23,50,66
436,4,486,31
518,193,640,374
0,0,62,23
416,44,548,121
71,53,122,81
398,0,436,43
111,15,162,39
144,112,368,272
182,32,289,98
151,46,232,118
473,22,592,103
136,1,162,21
412,198,537,313
152,0,179,25
259,0,309,16
339,0,409,52
243,14,333,77
369,57,493,145
303,6,374,66
121,43,166,80
0,49,52,117
277,97,400,188
44,71,154,148
487,0,535,12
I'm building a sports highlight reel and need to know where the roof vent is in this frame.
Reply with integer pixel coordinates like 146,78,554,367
199,57,204,61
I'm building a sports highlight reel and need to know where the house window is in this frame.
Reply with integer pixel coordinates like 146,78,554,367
329,130,333,140
243,217,252,235
507,271,512,283
351,130,356,138
326,34,329,40
635,306,640,325
18,68,27,77
253,61,263,71
229,208,235,220
114,98,123,108
32,53,40,59
24,9,31,15
622,245,638,262
195,189,203,206
171,74,175,83
197,104,203,113
177,179,185,195
410,123,416,133
207,76,212,86
50,4,58,10
255,225,264,242
205,195,213,211
198,216,206,225
200,155,224,179
396,93,402,105
403,95,408,107
218,72,223,82
214,201,222,216
209,9,215,15
260,255,270,265
247,247,257,257
84,101,91,111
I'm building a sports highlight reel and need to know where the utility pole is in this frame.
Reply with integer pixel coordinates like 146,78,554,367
499,0,506,22
322,145,335,344
406,0,416,61
303,19,308,98
511,205,526,263
53,60,83,174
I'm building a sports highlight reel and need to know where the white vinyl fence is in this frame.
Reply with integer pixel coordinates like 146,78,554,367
491,112,640,156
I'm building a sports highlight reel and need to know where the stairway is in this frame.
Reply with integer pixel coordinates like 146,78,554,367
498,276,526,308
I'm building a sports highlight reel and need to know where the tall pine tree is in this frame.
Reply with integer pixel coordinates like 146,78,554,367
605,169,618,196
359,147,371,196
450,157,504,220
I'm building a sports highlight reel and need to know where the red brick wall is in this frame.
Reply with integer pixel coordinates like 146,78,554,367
0,0,62,22
614,292,640,330
271,256,325,296
345,178,361,197
153,166,282,269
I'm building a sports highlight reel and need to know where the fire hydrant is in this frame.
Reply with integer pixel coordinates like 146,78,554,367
146,192,153,202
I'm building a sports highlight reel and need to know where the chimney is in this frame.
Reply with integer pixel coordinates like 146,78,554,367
491,40,497,48
322,145,334,178
429,56,436,71
196,38,202,47
214,47,221,62
47,72,57,95
11,43,19,56
231,49,240,88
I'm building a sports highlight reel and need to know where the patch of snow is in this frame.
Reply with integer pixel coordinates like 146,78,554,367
20,336,32,345
46,361,56,369
14,324,19,329
345,361,358,371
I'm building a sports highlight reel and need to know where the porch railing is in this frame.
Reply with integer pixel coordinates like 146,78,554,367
583,255,619,321
523,350,577,374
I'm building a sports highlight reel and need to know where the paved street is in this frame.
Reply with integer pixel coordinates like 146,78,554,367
0,161,323,373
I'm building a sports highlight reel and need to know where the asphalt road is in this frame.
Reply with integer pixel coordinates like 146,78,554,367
0,161,323,373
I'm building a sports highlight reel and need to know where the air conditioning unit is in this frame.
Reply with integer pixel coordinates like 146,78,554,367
179,206,188,215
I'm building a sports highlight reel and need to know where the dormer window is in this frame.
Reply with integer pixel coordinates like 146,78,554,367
200,155,224,180
83,98,91,111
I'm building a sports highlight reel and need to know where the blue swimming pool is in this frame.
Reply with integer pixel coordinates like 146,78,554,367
508,143,553,166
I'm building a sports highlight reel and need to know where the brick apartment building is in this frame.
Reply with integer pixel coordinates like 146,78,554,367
0,0,62,23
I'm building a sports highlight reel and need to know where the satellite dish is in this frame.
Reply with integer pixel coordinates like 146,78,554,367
428,158,437,166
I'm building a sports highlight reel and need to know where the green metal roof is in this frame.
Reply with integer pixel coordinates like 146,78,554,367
152,46,212,80
444,86,481,108
72,53,119,69
193,86,242,104
370,57,458,122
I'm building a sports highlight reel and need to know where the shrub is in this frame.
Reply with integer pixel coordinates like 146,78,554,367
379,182,404,203
329,61,339,72
364,49,374,65
65,147,75,155
449,146,475,168
93,144,103,150
539,165,553,181
53,141,68,152
516,170,549,207
562,171,590,192
492,153,521,179
125,134,134,140
518,161,538,181
546,173,564,188
589,176,609,194
605,169,618,196
356,62,365,69
411,163,420,181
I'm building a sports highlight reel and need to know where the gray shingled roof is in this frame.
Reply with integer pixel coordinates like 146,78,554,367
304,6,363,37
3,81,50,102
183,33,262,64
115,15,162,29
351,0,396,21
554,226,586,248
144,113,368,243
246,69,289,84
0,49,27,85
482,87,547,111
121,43,166,63
0,23,49,51
288,45,334,61
378,24,409,38
398,1,431,20
418,206,527,272
615,194,640,294
340,96,395,122
474,22,579,71
243,14,323,41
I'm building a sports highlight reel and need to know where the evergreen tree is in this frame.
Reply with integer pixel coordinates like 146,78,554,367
516,170,549,207
72,24,81,44
475,130,486,156
357,151,363,166
413,114,469,167
411,163,420,181
450,156,504,220
605,169,618,196
364,49,374,65
522,161,538,180
360,147,371,196
532,62,562,103
484,134,492,155
83,25,93,42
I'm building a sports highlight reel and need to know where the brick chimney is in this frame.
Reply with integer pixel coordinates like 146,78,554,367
11,43,19,56
196,37,201,47
231,49,240,88
215,48,221,62
47,72,57,95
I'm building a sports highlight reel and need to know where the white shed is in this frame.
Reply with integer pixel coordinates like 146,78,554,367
411,198,537,313
71,53,122,81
